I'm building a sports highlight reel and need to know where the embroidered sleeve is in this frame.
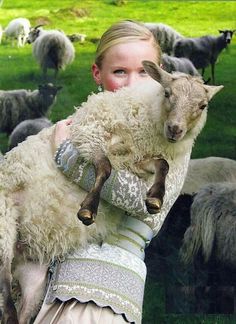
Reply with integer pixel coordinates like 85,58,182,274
54,140,150,217
54,140,191,236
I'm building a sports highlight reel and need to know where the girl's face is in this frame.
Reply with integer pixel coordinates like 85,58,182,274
92,40,158,92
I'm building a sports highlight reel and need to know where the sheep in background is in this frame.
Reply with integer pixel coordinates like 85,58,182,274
173,29,236,84
0,83,62,134
144,22,184,55
27,26,75,77
0,61,223,323
67,33,87,43
4,17,31,47
180,182,236,313
162,53,200,76
181,156,236,194
8,117,53,150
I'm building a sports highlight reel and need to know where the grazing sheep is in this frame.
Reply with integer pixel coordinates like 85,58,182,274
144,22,184,55
27,26,75,77
173,29,236,83
67,33,87,43
8,117,53,150
0,61,223,323
0,83,61,134
4,18,31,47
182,156,236,194
162,53,200,76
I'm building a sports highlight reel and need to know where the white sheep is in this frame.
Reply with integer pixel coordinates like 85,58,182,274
0,83,61,134
173,29,236,83
67,33,87,43
4,17,31,47
8,117,53,150
161,53,200,76
144,22,184,55
181,156,236,194
27,26,75,77
0,61,223,323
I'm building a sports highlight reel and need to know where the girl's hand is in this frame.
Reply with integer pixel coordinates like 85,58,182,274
51,118,72,153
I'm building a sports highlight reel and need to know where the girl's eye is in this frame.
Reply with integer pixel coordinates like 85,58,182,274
139,69,147,76
113,69,126,75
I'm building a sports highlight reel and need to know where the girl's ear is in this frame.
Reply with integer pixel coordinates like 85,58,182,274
92,64,102,85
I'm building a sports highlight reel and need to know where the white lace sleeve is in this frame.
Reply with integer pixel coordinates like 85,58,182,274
55,141,191,236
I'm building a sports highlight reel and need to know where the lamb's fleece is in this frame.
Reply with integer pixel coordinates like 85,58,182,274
0,74,217,265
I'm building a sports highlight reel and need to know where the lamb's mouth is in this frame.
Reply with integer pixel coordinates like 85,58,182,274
167,137,177,143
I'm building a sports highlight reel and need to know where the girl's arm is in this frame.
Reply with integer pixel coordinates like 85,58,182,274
54,138,150,217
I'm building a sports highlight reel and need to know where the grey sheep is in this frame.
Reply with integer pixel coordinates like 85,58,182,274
27,26,75,77
8,117,53,150
181,182,236,267
144,22,184,55
0,83,62,134
161,54,200,76
173,29,236,83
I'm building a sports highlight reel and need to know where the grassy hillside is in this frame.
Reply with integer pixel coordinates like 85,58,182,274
0,1,236,323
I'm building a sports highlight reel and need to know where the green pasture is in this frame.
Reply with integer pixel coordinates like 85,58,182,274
0,1,236,323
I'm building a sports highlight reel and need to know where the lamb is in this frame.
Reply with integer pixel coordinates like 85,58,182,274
8,117,53,150
0,83,61,134
27,26,75,77
161,53,200,76
181,156,236,194
173,29,236,84
4,17,31,47
144,22,184,55
0,61,223,323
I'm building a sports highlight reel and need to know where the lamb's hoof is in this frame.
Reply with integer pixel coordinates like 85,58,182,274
145,197,162,214
77,209,95,226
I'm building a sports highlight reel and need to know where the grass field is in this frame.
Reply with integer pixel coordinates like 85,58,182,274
0,1,236,323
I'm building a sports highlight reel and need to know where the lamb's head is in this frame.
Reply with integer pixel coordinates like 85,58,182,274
27,25,43,43
143,60,223,143
38,83,62,109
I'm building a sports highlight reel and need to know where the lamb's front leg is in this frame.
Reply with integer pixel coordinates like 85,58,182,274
145,159,169,214
77,154,112,226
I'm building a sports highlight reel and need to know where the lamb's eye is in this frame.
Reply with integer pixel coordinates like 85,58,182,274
164,89,170,98
200,103,207,110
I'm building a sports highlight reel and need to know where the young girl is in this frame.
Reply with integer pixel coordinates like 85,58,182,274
34,20,190,324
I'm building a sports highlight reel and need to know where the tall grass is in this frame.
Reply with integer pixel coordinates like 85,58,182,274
0,1,236,323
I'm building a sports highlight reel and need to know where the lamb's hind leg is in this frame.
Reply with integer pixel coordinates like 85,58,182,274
77,154,112,226
1,262,18,324
145,159,169,214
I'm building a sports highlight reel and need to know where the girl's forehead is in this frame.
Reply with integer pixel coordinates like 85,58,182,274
104,40,157,62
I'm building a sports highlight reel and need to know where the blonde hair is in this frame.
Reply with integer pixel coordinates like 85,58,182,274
95,20,161,68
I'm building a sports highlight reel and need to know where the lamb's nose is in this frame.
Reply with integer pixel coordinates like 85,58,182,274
168,124,183,136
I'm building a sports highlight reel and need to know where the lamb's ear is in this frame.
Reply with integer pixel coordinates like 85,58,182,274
203,84,224,101
142,60,173,85
56,86,63,91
